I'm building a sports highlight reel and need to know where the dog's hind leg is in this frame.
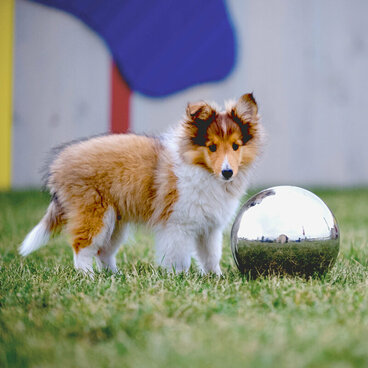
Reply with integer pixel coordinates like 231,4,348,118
96,222,129,273
73,246,96,274
70,205,116,274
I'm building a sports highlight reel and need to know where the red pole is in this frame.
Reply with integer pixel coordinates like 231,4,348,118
110,61,131,134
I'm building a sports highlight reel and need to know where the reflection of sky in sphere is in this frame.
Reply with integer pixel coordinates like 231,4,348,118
237,187,335,241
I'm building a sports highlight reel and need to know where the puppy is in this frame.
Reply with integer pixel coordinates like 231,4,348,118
19,93,263,275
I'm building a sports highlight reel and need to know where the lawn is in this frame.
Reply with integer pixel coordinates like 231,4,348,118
1,188,368,368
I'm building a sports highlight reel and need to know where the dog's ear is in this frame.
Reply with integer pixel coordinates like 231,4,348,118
186,101,215,123
184,101,216,146
232,93,258,122
231,93,258,144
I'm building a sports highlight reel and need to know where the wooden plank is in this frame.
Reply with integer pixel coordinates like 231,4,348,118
0,0,14,189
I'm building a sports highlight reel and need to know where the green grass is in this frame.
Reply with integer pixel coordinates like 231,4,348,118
1,188,368,368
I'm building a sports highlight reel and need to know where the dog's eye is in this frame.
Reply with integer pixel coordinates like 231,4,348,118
232,143,239,151
209,144,217,152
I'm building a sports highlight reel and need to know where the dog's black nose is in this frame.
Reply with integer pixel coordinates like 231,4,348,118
222,169,233,180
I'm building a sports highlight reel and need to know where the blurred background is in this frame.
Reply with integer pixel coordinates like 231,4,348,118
1,0,368,190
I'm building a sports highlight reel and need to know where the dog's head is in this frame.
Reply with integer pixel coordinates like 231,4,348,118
180,93,261,181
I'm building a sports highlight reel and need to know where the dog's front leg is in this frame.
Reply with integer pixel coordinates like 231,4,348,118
195,229,223,275
155,226,194,273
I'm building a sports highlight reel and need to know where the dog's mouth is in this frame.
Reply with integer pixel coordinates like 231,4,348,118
220,175,234,183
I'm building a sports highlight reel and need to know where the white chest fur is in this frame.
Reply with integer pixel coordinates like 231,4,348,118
169,163,244,234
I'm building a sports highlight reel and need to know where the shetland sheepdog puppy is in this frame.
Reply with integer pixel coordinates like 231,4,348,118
19,93,263,275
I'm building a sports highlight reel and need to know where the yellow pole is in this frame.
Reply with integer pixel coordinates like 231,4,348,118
0,0,14,190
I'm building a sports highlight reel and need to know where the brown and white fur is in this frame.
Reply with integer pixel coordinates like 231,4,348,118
19,93,263,275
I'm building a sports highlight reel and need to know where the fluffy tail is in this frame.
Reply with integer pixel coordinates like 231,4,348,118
19,198,65,256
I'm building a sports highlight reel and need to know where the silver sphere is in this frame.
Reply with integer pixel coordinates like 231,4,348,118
231,186,340,277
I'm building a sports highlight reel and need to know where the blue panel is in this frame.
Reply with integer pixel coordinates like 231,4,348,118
30,0,236,97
